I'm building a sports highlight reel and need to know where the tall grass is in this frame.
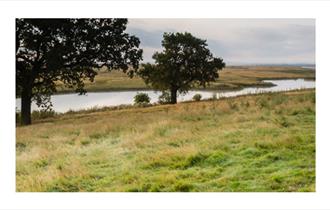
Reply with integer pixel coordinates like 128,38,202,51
16,89,315,192
16,110,56,125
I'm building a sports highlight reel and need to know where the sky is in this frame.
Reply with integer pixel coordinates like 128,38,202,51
126,19,315,65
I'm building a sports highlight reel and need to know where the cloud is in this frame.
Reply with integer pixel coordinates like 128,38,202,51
127,19,315,65
127,27,163,49
141,46,162,62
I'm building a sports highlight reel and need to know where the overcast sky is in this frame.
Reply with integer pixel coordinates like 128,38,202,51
126,19,315,65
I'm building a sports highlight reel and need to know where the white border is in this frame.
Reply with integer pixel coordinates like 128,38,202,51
1,1,329,210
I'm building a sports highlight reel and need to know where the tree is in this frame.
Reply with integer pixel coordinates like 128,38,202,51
134,92,151,106
138,32,225,104
16,18,142,125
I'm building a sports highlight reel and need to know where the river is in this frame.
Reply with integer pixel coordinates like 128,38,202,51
15,79,315,113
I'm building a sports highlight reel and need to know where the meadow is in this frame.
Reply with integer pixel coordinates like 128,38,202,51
16,89,315,192
55,66,315,93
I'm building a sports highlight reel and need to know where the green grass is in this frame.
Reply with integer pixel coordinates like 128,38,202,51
54,66,315,93
16,89,315,192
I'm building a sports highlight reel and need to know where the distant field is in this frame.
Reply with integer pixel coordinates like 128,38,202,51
16,89,315,192
55,66,316,93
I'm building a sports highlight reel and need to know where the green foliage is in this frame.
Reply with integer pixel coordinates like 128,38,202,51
138,32,225,103
134,93,151,106
158,91,171,104
51,65,314,95
193,94,202,101
16,18,143,125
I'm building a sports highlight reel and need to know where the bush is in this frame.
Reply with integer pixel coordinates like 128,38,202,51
192,94,202,101
158,91,171,104
134,93,150,106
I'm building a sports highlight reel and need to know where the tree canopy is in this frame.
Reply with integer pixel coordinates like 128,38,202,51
138,32,225,104
16,18,143,125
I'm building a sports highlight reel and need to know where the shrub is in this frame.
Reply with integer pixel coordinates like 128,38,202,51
158,91,171,104
134,93,150,106
192,94,202,101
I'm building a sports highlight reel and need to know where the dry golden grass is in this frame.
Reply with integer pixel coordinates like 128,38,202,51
16,89,315,192
55,66,315,93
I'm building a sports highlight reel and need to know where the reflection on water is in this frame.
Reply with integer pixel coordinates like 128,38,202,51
16,79,315,113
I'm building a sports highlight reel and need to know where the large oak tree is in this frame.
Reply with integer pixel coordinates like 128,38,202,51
16,18,142,125
138,32,225,104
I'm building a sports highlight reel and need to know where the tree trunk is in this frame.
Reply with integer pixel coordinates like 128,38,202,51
170,88,177,104
21,88,32,125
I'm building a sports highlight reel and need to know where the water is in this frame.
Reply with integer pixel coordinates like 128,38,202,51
301,66,315,70
16,79,315,113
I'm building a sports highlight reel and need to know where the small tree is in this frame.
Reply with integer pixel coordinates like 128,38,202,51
16,18,142,125
138,32,225,104
134,93,151,106
193,94,202,101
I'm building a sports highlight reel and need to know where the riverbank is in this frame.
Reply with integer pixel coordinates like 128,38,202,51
16,78,315,113
16,89,315,192
54,65,315,94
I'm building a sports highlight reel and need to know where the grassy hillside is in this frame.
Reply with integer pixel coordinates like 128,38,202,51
16,89,315,192
55,66,315,93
